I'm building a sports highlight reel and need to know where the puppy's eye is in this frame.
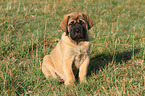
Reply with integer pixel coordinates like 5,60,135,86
79,20,84,25
69,21,74,25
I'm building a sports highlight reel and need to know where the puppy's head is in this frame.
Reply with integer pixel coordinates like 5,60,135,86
60,12,93,42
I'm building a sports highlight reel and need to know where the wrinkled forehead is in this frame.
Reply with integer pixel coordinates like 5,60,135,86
70,15,83,20
68,15,85,23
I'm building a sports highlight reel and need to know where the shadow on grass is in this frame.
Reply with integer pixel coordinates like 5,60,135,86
87,48,141,76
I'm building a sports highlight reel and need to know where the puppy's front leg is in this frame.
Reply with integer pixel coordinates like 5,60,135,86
79,55,90,83
63,56,75,85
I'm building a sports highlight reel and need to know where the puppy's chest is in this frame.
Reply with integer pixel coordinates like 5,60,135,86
74,54,85,68
73,46,89,68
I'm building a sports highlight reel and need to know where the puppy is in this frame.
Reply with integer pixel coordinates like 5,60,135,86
42,12,93,85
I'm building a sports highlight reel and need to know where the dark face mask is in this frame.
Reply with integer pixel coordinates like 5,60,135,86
69,23,87,42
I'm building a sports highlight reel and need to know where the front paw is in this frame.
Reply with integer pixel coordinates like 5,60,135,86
64,76,75,85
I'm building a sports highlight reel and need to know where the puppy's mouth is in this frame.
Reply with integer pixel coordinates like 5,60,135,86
73,33,83,39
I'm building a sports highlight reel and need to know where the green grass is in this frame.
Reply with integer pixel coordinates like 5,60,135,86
0,0,145,95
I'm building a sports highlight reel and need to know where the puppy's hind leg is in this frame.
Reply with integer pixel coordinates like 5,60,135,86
42,55,57,79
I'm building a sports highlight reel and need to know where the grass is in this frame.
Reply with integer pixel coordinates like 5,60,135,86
0,0,145,95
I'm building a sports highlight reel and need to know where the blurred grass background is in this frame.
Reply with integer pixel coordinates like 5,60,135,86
0,0,144,95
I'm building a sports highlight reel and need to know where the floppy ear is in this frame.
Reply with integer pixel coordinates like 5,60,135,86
60,15,70,32
82,13,93,30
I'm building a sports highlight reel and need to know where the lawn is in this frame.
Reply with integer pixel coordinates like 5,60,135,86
0,0,144,95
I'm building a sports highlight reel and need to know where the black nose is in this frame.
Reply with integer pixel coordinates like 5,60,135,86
75,28,80,33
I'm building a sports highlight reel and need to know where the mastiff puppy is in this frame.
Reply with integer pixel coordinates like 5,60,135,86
42,12,93,85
